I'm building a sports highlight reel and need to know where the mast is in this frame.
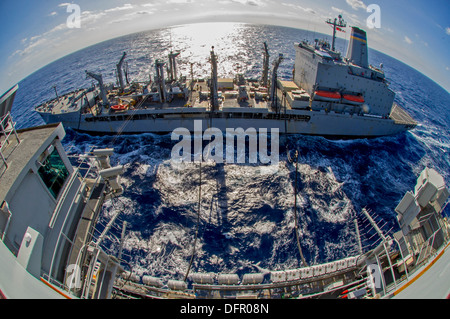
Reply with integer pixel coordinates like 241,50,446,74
168,51,181,82
261,42,270,87
270,53,283,111
325,15,346,52
52,85,61,104
154,59,167,103
209,46,219,111
116,52,127,92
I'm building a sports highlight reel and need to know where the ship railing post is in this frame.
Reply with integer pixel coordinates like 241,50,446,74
81,244,101,299
354,219,363,255
95,254,110,299
0,112,21,169
392,237,409,281
67,242,89,296
0,150,7,169
383,240,397,290
375,254,386,296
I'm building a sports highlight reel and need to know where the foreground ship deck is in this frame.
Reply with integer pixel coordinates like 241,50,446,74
1,85,126,299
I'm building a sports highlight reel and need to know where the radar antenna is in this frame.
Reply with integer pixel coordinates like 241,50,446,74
326,15,347,52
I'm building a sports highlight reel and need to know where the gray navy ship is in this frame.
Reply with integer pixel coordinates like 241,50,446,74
35,17,417,138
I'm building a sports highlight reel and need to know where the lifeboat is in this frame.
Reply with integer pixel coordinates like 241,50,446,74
342,94,365,105
111,104,128,111
314,90,341,102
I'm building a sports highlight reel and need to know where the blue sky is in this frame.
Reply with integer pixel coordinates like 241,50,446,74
0,0,449,93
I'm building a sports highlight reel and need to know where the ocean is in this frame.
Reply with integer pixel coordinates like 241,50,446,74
10,22,450,281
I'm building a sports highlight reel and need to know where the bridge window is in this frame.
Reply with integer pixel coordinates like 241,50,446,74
38,148,69,199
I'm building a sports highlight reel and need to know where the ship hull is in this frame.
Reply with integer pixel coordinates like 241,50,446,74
37,108,415,138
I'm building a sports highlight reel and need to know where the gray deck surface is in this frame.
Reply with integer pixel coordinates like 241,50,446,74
393,244,450,299
0,124,61,203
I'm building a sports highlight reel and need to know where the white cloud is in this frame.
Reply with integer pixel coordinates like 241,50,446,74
30,35,42,42
105,3,135,13
12,37,49,58
446,27,450,35
49,11,58,17
12,22,68,58
15,2,146,56
81,10,107,25
230,0,267,7
404,36,413,45
247,0,265,6
282,2,315,14
134,11,153,15
165,0,193,3
346,0,367,11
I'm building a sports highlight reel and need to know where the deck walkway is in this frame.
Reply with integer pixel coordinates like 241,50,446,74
390,103,417,126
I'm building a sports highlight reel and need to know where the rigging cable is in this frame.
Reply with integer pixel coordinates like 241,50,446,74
184,159,202,282
291,149,308,267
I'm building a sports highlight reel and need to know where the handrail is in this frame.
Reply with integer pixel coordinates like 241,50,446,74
48,168,82,228
0,201,11,241
49,147,99,229
0,112,21,169
40,277,73,299
47,160,98,281
416,228,440,267
41,273,71,292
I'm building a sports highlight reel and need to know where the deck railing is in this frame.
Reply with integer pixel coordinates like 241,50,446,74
0,112,21,169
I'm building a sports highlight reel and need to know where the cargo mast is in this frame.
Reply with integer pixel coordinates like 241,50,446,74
270,53,283,111
116,52,127,92
261,42,270,88
209,46,219,111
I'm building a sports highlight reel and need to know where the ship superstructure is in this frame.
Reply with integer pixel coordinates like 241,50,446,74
294,21,394,118
35,17,417,138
